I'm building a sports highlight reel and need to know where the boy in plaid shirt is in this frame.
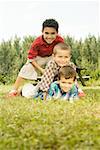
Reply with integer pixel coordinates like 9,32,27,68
35,42,77,100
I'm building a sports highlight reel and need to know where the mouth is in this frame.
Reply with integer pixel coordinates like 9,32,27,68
46,38,54,41
62,87,69,92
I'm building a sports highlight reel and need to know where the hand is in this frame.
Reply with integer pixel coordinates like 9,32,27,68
43,92,48,101
41,68,45,74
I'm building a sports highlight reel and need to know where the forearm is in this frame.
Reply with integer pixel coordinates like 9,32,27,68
31,60,44,74
43,92,48,101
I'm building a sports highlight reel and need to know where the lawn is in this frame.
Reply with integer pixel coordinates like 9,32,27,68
0,85,100,150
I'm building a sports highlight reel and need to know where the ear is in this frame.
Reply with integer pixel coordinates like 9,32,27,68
52,53,54,57
42,29,44,33
57,80,60,84
68,55,71,60
70,55,72,59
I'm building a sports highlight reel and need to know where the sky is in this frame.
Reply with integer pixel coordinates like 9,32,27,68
0,0,100,42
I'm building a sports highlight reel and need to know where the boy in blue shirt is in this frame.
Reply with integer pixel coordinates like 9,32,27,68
48,65,78,101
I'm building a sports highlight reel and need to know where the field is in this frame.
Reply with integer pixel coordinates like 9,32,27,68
0,85,100,150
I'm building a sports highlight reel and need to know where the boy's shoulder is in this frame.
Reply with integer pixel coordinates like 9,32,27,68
49,81,59,92
32,36,43,44
46,59,59,69
70,84,78,94
69,62,76,69
50,81,59,87
55,35,64,42
31,36,46,47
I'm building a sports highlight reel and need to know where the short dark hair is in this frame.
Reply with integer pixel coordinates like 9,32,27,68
59,65,76,81
42,19,59,32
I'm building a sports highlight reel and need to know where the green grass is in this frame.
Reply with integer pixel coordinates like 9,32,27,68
0,85,100,150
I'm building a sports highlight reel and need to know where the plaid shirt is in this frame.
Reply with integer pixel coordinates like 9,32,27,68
37,59,76,92
37,59,60,92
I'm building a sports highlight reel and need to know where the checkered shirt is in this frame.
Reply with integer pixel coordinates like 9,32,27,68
37,59,60,92
37,59,76,92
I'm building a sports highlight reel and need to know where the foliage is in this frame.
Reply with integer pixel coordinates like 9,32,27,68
0,35,100,84
0,85,100,149
0,40,18,84
0,36,35,84
64,35,100,79
91,69,100,80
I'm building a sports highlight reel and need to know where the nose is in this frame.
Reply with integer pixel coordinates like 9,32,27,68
62,57,66,61
47,34,53,38
67,84,72,89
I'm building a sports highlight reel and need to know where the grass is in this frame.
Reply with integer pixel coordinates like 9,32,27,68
0,84,100,150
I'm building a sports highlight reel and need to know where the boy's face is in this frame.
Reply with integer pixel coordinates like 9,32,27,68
53,49,71,67
59,76,74,92
42,27,58,44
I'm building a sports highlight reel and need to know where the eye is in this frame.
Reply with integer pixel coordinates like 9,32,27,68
58,56,62,58
65,56,68,58
68,82,72,84
51,32,55,35
45,32,49,35
61,82,66,84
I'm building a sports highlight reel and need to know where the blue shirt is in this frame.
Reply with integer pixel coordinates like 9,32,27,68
34,81,79,101
48,81,79,101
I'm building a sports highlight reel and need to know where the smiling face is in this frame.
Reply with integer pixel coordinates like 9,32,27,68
42,27,58,44
59,76,74,92
53,49,71,67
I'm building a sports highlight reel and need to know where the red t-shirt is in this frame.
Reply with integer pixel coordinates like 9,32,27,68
28,35,64,59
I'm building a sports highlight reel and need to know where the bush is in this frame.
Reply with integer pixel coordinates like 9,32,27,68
91,69,100,80
0,35,100,84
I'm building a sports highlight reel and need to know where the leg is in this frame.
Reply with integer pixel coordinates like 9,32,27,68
13,76,25,91
7,62,37,97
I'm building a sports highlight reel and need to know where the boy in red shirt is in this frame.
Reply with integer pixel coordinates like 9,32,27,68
8,19,64,97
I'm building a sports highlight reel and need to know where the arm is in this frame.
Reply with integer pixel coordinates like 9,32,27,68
28,40,45,74
43,92,48,101
31,60,44,74
69,84,79,100
48,82,60,99
38,60,59,92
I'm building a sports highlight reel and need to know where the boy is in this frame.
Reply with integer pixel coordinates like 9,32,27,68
48,65,78,101
8,19,64,97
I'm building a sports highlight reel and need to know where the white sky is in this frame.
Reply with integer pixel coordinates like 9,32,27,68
0,0,100,42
